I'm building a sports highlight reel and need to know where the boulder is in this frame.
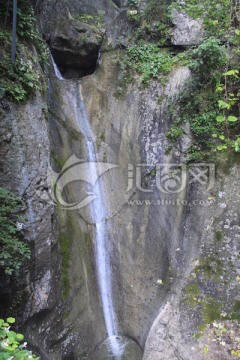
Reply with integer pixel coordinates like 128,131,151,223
171,9,204,46
50,20,104,76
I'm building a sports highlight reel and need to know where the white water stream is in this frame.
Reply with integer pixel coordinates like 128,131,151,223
51,58,123,357
77,87,123,357
51,55,64,80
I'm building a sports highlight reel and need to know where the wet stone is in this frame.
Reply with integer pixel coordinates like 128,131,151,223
92,336,142,360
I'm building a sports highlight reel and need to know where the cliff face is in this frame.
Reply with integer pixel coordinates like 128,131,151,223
0,43,54,334
1,1,239,359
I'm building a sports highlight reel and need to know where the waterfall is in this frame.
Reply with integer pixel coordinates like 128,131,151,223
85,140,117,338
51,61,122,356
51,60,142,360
51,54,64,80
76,83,122,356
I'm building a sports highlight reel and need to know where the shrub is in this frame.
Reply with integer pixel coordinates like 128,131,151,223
123,43,173,83
0,317,39,359
0,0,48,102
0,188,31,276
188,37,227,79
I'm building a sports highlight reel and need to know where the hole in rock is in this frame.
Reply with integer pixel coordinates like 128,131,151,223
49,19,104,80
50,51,99,80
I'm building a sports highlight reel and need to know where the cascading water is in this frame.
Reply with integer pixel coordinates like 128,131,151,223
51,60,142,360
50,55,64,80
77,89,116,327
76,85,123,357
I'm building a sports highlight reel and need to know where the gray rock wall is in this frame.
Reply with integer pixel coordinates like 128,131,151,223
0,43,54,347
1,1,238,360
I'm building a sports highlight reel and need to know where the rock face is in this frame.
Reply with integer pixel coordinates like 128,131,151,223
143,159,240,359
2,1,238,360
43,52,204,359
171,9,204,46
0,45,54,320
50,20,104,78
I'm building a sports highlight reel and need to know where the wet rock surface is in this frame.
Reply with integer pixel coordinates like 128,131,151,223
92,336,142,360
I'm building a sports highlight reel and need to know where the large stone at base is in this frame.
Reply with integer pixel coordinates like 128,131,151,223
50,20,104,73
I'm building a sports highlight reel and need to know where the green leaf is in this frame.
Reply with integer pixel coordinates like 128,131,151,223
7,317,15,324
16,333,24,341
219,135,225,140
227,115,238,122
212,134,218,138
216,115,225,123
223,69,239,78
218,100,230,109
217,145,228,151
216,85,224,93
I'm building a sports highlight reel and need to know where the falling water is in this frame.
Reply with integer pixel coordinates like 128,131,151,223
51,64,142,360
51,55,64,80
76,85,122,355
52,60,118,342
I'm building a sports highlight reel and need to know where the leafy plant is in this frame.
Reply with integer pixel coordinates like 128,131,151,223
129,0,171,45
188,38,227,79
169,0,232,38
0,0,48,102
128,0,140,9
166,125,184,141
164,0,240,160
122,42,174,84
0,188,30,276
0,317,39,359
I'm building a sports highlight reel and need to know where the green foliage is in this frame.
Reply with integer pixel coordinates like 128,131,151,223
201,297,222,324
188,37,227,79
166,125,184,142
1,0,48,68
165,0,240,160
0,53,44,101
122,43,174,84
194,255,224,278
132,0,171,45
0,0,48,102
185,283,201,296
0,317,39,359
119,0,240,160
0,188,30,276
128,0,140,8
170,0,231,38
